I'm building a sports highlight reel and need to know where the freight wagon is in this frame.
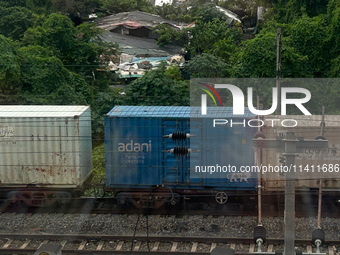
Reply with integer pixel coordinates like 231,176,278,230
3,105,338,210
0,105,92,206
260,115,340,193
104,106,257,208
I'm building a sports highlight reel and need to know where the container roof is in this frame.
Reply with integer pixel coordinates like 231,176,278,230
107,106,255,118
265,115,340,127
0,105,90,118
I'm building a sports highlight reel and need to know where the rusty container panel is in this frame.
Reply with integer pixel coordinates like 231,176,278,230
0,106,92,188
261,115,340,191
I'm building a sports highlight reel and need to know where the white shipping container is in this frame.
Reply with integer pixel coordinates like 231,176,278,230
0,105,92,188
261,115,340,191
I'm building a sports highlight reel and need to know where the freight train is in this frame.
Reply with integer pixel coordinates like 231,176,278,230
0,105,92,206
0,105,339,209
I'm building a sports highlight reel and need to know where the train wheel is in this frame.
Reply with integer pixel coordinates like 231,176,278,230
6,192,26,211
115,192,131,208
170,198,178,206
117,197,127,207
215,192,228,204
169,195,181,207
167,193,182,210
55,192,72,208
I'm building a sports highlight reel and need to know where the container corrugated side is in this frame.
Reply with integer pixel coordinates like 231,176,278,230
193,117,256,188
105,116,160,188
0,106,92,187
105,106,257,190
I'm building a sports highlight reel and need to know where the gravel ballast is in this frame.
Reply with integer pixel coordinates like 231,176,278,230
0,213,339,240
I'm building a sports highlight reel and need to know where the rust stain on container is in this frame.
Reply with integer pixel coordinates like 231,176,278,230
0,105,92,187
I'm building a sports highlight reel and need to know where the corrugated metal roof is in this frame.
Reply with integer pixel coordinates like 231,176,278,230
264,115,340,127
215,6,241,23
96,11,180,30
101,31,181,56
132,56,171,63
107,106,256,118
0,105,90,118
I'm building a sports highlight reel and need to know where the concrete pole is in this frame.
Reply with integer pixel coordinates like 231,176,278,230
257,96,262,225
276,28,281,115
318,106,325,228
284,132,296,255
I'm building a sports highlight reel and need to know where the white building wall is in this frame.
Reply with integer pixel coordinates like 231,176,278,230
155,0,173,6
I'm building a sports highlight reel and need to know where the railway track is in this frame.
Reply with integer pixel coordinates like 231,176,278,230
0,233,338,254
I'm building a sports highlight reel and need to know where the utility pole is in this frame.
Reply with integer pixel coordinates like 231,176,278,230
253,132,328,255
283,132,296,255
317,106,325,229
320,106,325,137
276,28,281,115
257,96,262,226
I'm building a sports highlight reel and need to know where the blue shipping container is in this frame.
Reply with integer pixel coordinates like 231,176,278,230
105,106,257,191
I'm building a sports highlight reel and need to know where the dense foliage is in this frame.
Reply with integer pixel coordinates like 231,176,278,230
0,6,119,133
0,0,339,127
101,0,154,14
125,63,189,106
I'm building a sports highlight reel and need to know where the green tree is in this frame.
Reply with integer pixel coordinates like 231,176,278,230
218,0,271,15
328,0,340,56
101,0,154,14
165,65,183,81
91,89,124,133
329,56,340,77
22,13,77,58
0,0,26,8
17,45,92,104
184,53,229,78
25,0,55,14
0,35,21,103
187,18,242,57
0,0,56,14
207,37,239,61
231,30,309,77
22,13,116,83
271,0,330,22
0,6,35,40
154,24,187,47
289,15,330,77
125,63,189,106
173,80,190,106
195,5,226,23
155,3,194,23
51,0,102,15
155,5,242,59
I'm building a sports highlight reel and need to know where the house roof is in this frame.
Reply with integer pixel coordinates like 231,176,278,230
97,11,184,57
96,11,181,31
101,31,181,56
216,5,241,23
